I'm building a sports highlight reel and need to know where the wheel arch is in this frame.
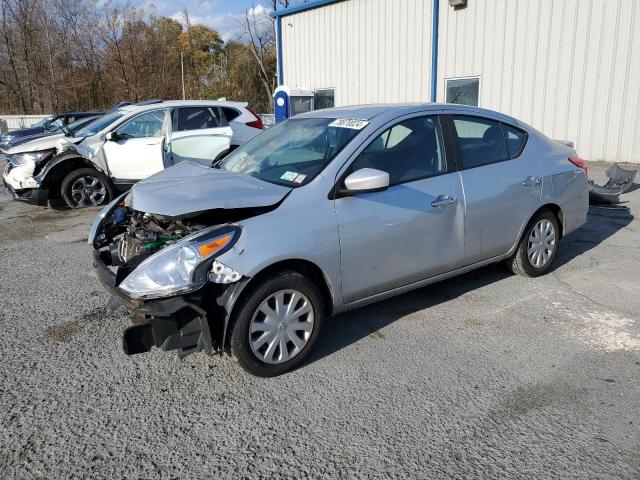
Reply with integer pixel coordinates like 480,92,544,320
533,203,564,238
238,258,335,316
38,155,112,197
221,258,336,351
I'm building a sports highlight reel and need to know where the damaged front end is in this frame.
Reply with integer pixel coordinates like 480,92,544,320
3,149,56,205
89,195,253,358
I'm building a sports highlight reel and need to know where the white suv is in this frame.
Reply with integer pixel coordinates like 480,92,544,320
2,100,263,207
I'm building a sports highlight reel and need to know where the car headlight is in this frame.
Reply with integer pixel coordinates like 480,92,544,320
119,226,241,299
8,149,55,167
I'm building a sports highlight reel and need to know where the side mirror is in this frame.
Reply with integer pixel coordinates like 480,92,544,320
341,168,389,195
105,131,117,141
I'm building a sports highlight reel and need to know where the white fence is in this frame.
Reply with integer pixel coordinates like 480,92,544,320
0,115,50,133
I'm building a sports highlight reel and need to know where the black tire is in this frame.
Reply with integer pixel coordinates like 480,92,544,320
230,270,324,377
506,210,560,277
60,168,114,208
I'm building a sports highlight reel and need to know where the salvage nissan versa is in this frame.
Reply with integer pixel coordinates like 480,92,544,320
89,103,589,376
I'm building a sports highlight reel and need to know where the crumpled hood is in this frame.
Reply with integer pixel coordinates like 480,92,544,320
128,161,292,217
6,133,67,154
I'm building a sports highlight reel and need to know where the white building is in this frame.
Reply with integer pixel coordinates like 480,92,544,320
273,0,640,164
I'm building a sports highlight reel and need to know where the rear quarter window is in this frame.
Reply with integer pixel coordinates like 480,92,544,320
222,107,241,122
502,123,528,158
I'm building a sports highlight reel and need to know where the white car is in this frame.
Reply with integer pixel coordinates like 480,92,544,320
2,100,263,207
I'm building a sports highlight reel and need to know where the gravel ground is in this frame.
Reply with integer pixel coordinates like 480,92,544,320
1,162,639,479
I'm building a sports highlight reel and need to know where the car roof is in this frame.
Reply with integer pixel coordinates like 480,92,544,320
56,111,103,116
297,102,523,125
115,100,249,114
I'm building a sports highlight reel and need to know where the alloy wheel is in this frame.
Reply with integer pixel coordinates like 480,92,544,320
70,176,107,207
249,289,315,364
527,218,556,268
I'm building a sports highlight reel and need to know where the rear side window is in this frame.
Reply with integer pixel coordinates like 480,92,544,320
452,116,509,169
349,116,447,184
174,107,220,132
502,123,528,158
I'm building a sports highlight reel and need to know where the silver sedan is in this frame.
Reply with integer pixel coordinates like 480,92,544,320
90,103,589,376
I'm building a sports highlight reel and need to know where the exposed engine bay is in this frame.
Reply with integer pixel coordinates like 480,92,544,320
94,200,274,272
115,212,204,265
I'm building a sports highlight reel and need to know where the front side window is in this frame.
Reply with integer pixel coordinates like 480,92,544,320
452,115,509,169
220,117,361,187
349,116,447,184
116,110,164,139
174,107,220,132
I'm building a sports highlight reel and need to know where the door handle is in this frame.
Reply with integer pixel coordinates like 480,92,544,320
431,195,457,208
522,176,541,187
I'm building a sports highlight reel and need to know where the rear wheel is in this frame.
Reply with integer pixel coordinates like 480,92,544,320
506,210,560,277
61,168,114,208
230,270,324,377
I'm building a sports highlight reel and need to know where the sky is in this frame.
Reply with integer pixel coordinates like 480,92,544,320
137,0,272,41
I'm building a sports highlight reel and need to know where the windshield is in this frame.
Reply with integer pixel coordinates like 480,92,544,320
219,117,362,187
74,111,124,137
32,117,53,128
66,116,101,136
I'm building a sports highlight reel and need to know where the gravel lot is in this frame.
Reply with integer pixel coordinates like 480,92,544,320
1,162,639,479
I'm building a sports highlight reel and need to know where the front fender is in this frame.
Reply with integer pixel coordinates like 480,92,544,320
35,147,106,184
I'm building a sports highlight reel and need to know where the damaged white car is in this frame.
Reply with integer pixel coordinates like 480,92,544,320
3,100,263,207
89,104,588,377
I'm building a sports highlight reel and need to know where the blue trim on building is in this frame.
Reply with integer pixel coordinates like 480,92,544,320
430,0,439,102
273,0,441,102
271,0,342,18
276,16,283,85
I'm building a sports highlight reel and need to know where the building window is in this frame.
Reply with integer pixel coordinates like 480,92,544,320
314,88,335,110
446,77,480,106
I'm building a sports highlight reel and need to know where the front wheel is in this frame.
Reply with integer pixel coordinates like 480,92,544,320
230,270,324,377
506,210,560,277
61,168,114,208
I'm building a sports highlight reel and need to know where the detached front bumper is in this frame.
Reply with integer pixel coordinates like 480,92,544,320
92,250,217,357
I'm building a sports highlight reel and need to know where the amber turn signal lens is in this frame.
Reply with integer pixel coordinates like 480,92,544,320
196,234,233,258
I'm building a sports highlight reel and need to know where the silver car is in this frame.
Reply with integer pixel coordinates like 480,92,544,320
89,104,589,376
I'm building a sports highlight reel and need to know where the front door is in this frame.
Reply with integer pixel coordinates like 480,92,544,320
448,114,542,262
334,115,465,304
103,109,168,182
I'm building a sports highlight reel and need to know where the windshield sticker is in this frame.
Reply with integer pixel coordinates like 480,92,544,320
329,118,369,130
293,174,307,184
281,171,299,181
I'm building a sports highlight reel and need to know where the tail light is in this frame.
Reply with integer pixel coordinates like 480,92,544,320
568,155,588,178
245,107,264,129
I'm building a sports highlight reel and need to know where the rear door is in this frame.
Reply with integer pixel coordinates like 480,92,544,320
334,114,465,303
169,106,232,165
447,114,541,263
103,109,168,181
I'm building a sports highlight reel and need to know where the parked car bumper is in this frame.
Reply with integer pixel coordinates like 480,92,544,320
92,249,220,357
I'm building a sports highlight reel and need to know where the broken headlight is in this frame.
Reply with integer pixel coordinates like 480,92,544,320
119,226,240,299
8,148,55,167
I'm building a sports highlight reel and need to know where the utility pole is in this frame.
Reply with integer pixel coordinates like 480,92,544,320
180,52,186,100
